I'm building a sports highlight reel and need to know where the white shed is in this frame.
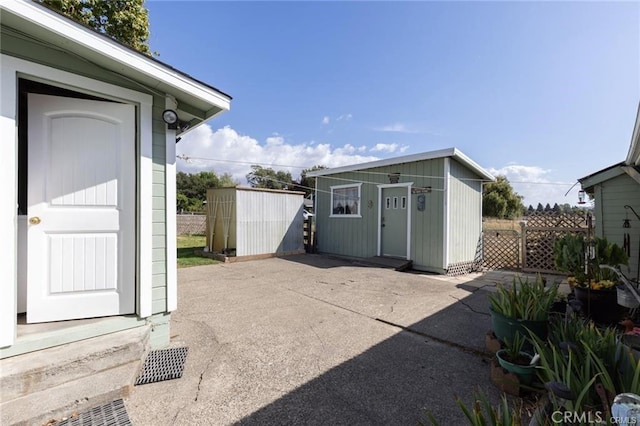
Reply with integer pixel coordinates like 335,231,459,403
205,187,305,259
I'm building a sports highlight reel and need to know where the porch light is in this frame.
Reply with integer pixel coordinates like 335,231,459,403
577,190,586,205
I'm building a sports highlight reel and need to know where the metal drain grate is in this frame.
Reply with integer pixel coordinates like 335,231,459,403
135,346,189,385
57,398,131,426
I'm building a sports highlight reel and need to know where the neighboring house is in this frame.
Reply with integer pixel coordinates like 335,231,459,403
307,148,495,274
1,0,229,421
579,105,640,280
205,187,305,259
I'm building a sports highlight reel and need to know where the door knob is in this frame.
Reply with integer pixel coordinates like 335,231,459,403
29,217,41,225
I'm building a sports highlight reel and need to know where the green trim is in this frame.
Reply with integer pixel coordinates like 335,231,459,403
0,316,147,359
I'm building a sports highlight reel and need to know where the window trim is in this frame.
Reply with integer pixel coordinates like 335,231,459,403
330,182,363,218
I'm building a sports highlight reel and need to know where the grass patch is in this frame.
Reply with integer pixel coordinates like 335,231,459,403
177,234,219,268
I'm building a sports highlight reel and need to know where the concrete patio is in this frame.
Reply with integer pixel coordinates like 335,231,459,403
125,255,553,425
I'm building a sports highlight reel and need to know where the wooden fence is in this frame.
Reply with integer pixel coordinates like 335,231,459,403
482,212,590,273
177,214,206,235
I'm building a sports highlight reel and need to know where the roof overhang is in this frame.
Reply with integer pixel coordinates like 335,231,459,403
579,162,631,192
626,103,640,166
307,147,495,181
0,0,231,133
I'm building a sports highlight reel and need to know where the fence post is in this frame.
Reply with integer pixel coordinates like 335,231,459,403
520,220,527,270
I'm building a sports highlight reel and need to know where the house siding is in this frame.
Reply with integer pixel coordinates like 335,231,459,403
1,31,171,315
595,173,640,280
315,159,446,270
447,159,483,265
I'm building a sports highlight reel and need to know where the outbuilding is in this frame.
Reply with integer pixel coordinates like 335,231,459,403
205,187,305,260
1,1,230,422
307,148,495,274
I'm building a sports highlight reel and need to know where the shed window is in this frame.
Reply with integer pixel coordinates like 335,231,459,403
330,183,362,217
401,196,407,209
393,197,398,209
385,197,391,209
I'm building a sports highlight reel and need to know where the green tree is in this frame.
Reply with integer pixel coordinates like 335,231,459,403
39,0,152,54
536,203,544,212
177,171,238,212
552,203,561,213
544,203,552,212
294,165,327,197
482,176,524,219
246,165,293,190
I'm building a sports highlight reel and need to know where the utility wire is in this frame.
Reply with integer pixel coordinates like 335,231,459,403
177,154,578,187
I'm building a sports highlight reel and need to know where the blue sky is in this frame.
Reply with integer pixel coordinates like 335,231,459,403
147,1,639,206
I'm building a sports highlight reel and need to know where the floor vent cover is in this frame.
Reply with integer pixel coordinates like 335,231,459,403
135,346,189,385
56,398,131,426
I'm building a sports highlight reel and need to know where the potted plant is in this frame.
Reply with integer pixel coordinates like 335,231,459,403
576,237,629,324
495,333,537,386
554,234,629,324
531,315,640,422
553,233,587,286
488,275,558,345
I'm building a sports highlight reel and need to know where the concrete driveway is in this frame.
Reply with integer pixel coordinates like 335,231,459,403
125,254,522,425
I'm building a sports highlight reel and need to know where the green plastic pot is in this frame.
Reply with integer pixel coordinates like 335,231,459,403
490,307,549,345
496,350,536,386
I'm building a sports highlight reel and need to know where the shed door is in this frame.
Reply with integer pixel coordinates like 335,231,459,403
380,187,408,258
26,94,135,323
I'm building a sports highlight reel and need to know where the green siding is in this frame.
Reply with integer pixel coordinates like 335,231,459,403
315,159,446,271
595,173,640,279
448,159,483,265
2,31,178,315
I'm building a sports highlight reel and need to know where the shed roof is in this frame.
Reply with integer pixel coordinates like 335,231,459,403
307,147,495,181
0,0,230,131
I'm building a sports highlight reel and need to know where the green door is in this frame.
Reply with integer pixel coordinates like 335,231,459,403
381,187,408,258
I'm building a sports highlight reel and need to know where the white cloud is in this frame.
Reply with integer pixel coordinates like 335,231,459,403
176,124,380,182
369,143,410,153
373,123,418,134
322,116,330,125
488,164,579,207
336,113,352,121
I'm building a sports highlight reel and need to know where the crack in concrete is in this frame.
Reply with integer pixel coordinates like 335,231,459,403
171,404,187,424
194,357,215,402
448,294,491,316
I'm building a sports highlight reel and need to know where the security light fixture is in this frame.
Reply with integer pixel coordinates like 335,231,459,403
162,109,179,129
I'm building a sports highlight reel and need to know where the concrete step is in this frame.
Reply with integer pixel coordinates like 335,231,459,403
1,361,139,426
0,325,149,425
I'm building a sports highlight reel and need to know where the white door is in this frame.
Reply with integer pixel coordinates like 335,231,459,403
27,94,136,323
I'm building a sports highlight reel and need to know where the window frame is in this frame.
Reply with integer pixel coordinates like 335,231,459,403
329,183,363,218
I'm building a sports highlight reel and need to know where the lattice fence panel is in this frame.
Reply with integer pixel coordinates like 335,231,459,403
522,212,588,229
523,228,589,273
482,230,521,270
